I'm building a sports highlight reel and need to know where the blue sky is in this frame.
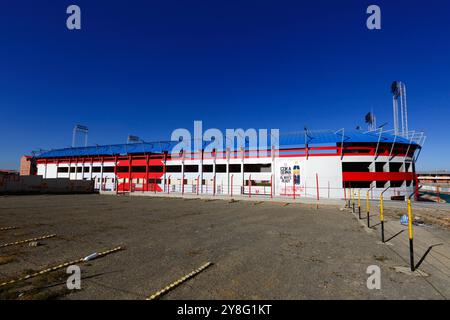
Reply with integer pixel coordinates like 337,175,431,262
0,0,449,170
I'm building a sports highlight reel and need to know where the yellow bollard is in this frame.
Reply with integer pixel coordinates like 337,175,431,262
366,191,370,227
407,199,415,271
358,190,361,219
380,195,385,242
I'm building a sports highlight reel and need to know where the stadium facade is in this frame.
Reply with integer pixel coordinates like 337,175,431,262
35,129,422,200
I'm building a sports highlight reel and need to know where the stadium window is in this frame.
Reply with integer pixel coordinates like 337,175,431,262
202,165,213,172
92,166,101,173
183,179,188,185
215,164,226,173
344,181,372,188
390,163,402,173
103,166,114,173
77,167,83,173
166,165,182,173
57,167,69,173
405,163,411,172
390,181,404,188
253,180,271,186
342,162,371,172
229,164,241,173
375,162,386,172
184,165,199,173
149,166,163,172
131,166,146,173
376,181,388,188
117,166,129,173
70,167,76,173
84,167,90,173
243,163,271,173
148,179,162,184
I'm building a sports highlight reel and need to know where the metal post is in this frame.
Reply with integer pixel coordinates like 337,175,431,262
167,175,171,194
270,174,273,199
248,174,251,198
145,155,149,192
358,189,361,219
316,173,319,201
367,186,375,227
380,194,385,242
231,174,233,197
128,155,132,193
182,173,185,195
366,191,370,227
293,173,296,200
352,190,355,213
380,187,390,243
407,197,415,271
197,175,200,195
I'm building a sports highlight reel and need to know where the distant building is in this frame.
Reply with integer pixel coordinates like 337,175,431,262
0,169,19,178
20,156,37,176
417,171,450,185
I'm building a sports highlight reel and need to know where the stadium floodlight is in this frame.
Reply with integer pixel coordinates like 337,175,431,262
127,135,140,144
72,124,89,147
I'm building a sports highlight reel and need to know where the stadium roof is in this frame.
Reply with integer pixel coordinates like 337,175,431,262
36,129,420,159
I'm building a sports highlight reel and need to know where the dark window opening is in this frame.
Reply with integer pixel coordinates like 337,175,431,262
83,167,90,173
343,181,372,188
184,165,199,173
70,167,75,173
405,163,411,172
229,164,241,173
149,166,163,172
376,181,387,188
92,166,101,173
375,162,386,172
390,181,404,188
406,180,412,187
215,164,226,173
57,167,69,173
202,165,213,172
166,165,182,173
148,179,162,184
390,163,402,173
243,163,271,173
117,166,129,173
253,180,271,186
342,162,371,172
103,167,114,173
131,166,146,173
77,167,83,173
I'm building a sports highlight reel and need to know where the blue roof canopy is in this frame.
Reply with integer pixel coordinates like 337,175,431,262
36,129,419,159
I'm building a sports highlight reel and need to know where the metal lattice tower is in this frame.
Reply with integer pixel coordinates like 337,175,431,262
72,124,89,147
391,81,409,137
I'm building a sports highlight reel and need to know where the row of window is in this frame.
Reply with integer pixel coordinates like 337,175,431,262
56,163,272,174
164,163,271,173
342,162,412,173
57,166,115,173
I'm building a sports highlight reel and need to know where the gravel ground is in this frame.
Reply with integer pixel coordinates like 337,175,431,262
0,194,448,300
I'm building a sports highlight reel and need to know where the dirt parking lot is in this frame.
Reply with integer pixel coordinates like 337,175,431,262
0,194,449,299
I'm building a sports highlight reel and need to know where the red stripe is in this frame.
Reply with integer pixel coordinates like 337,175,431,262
342,172,415,182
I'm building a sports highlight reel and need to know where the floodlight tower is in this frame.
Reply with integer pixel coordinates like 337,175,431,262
391,81,409,137
72,124,89,147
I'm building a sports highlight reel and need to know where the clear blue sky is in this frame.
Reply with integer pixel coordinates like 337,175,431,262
1,0,449,170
